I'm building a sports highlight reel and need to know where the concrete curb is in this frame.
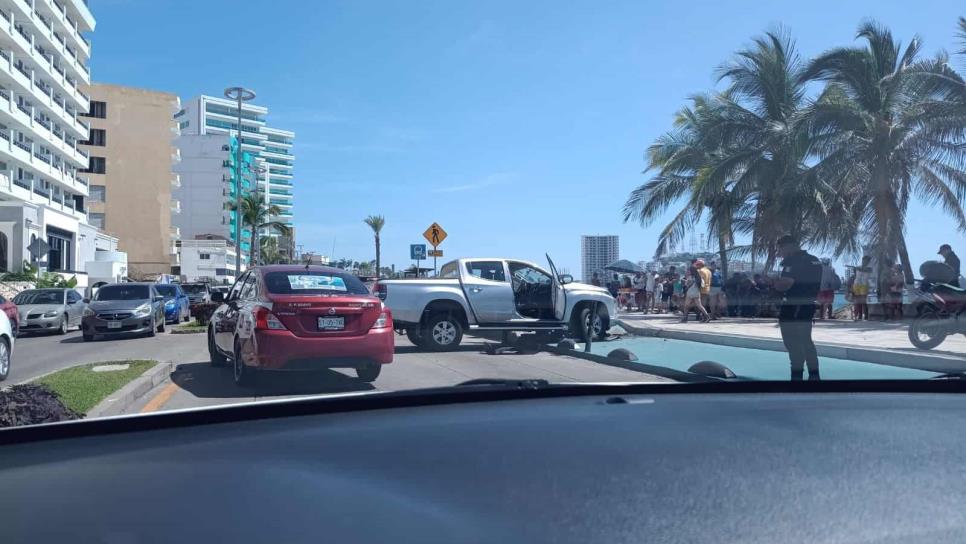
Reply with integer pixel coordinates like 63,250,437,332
86,361,174,419
616,318,966,374
541,342,711,383
169,328,206,335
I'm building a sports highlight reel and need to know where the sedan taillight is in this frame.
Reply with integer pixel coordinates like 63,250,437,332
372,308,390,329
253,306,286,331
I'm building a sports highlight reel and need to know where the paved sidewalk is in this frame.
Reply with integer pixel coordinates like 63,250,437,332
616,312,966,371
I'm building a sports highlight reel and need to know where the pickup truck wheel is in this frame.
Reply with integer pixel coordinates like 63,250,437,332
423,314,463,351
405,328,426,348
572,306,607,342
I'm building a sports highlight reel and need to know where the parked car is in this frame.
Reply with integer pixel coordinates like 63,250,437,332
13,288,85,335
208,265,394,386
0,294,18,336
375,255,616,350
0,308,14,381
81,283,166,341
181,282,211,305
154,284,191,324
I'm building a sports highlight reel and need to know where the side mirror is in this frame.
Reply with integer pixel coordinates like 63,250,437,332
82,298,90,304
559,274,574,285
154,295,165,302
211,292,225,303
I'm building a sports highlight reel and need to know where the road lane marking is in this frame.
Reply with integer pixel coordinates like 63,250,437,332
140,381,180,413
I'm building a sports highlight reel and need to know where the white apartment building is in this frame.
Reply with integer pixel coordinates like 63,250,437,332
0,0,100,277
580,235,619,283
179,237,237,284
175,95,295,259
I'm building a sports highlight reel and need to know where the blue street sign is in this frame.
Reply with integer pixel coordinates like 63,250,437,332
410,244,427,260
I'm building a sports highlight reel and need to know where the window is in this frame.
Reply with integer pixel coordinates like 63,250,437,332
88,212,105,228
179,121,189,129
46,227,73,272
263,271,370,295
439,261,459,278
83,128,106,146
89,185,105,202
67,291,82,304
239,273,258,300
466,261,507,282
199,253,211,260
508,262,552,285
82,100,107,118
84,156,106,174
228,272,248,301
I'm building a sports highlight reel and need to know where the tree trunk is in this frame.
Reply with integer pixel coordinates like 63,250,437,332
897,234,914,284
717,230,729,279
374,234,381,279
250,226,258,267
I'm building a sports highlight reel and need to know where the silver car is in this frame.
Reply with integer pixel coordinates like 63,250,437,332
81,283,166,341
13,288,86,335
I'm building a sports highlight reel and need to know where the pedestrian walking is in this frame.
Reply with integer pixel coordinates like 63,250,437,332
671,274,684,313
632,272,646,312
851,256,873,321
696,259,713,319
681,261,711,323
938,244,961,287
773,235,823,381
662,274,674,313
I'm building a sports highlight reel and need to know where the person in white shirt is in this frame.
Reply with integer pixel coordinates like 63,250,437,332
631,272,646,311
645,273,657,312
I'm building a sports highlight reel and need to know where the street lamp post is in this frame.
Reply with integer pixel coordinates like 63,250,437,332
224,86,255,274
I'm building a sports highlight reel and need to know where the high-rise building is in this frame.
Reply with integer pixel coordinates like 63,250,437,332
580,235,619,282
0,0,98,276
79,83,180,279
174,95,295,260
172,134,253,279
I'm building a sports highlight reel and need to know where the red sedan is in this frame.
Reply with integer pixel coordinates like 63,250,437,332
208,265,394,386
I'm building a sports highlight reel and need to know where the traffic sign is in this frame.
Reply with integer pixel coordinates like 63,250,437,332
27,238,49,259
428,249,443,258
410,244,427,260
422,222,447,247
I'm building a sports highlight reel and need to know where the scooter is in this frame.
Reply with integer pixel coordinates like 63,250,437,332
908,263,966,350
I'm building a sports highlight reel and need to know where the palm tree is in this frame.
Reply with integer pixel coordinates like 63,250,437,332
625,31,854,272
259,236,283,265
800,21,966,282
363,215,385,278
229,191,291,266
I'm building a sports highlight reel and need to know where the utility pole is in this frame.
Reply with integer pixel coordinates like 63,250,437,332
224,87,255,274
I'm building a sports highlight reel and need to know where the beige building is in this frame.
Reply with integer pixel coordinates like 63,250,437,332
79,84,180,279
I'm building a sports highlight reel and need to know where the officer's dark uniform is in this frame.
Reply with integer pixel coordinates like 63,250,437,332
778,249,823,380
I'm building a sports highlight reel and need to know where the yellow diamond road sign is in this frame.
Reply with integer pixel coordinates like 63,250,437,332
423,222,447,247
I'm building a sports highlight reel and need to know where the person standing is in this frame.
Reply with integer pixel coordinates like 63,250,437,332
632,272,646,312
696,259,713,319
682,261,711,323
817,259,836,320
886,264,905,320
938,244,961,287
591,272,601,287
851,256,873,321
645,272,657,312
773,235,823,381
708,262,723,319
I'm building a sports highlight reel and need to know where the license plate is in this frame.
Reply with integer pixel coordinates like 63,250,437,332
107,321,122,329
318,317,344,330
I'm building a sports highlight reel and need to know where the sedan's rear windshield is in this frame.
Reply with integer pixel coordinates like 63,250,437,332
264,271,369,295
95,285,150,301
155,285,180,298
13,290,62,305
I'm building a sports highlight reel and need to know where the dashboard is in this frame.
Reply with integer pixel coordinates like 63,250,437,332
2,387,966,543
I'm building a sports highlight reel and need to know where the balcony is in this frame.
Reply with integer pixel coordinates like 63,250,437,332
170,200,181,214
169,226,180,240
171,174,180,188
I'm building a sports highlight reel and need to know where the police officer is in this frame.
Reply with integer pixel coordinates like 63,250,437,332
773,235,823,381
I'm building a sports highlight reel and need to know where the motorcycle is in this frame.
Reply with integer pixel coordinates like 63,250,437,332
908,261,966,350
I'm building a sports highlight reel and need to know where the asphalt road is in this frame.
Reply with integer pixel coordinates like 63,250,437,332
128,333,670,415
7,326,204,384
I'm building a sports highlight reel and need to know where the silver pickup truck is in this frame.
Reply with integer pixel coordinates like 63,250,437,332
375,256,616,350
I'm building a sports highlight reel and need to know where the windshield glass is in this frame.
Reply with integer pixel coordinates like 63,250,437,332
94,285,150,301
180,284,207,294
13,290,62,305
2,3,965,429
154,285,179,299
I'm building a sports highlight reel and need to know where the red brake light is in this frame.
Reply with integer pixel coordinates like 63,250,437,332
254,306,286,331
373,306,391,328
376,282,387,301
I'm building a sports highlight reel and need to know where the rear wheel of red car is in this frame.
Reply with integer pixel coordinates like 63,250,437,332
233,340,257,387
208,329,228,367
422,313,463,351
356,364,381,382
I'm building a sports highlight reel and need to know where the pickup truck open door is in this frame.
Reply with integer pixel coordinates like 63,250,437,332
546,254,567,321
461,260,515,323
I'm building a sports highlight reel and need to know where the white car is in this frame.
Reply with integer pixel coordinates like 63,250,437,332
376,255,616,350
0,308,16,381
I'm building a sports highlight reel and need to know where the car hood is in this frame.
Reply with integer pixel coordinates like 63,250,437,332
88,299,152,312
563,282,611,295
19,303,63,316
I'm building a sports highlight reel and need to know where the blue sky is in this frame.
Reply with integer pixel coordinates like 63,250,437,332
90,0,965,275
